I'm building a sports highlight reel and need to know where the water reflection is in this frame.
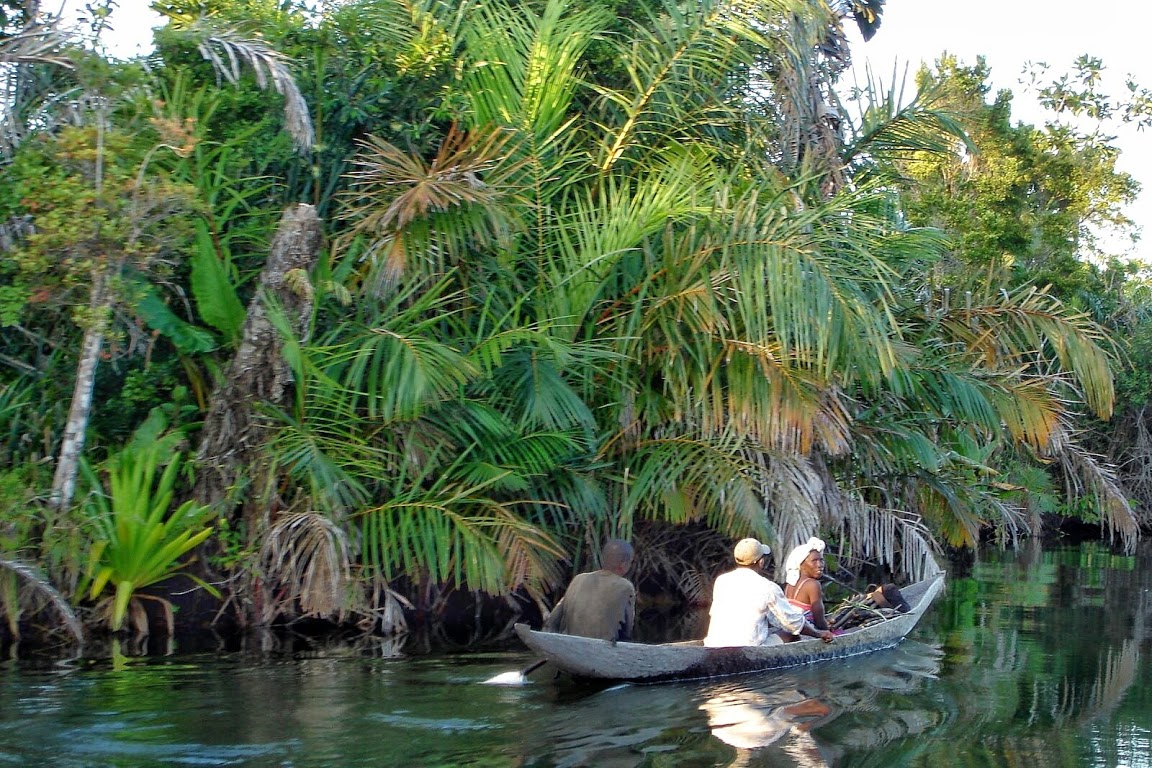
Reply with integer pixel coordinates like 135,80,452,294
0,542,1150,767
701,688,830,766
512,637,946,767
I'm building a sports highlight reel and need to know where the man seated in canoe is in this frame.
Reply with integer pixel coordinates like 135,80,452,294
703,538,834,647
543,539,636,642
783,537,833,631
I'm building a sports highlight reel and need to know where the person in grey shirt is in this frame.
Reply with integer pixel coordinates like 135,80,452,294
543,539,636,641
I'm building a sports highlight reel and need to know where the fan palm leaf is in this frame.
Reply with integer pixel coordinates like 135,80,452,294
341,126,528,284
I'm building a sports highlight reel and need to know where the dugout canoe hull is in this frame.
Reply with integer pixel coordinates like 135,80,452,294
516,573,945,684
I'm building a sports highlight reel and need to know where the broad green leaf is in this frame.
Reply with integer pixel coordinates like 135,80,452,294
190,219,246,342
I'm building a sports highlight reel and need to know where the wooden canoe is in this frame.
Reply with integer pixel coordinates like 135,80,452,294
515,573,945,683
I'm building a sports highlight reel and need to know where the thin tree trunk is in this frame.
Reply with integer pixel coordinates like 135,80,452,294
48,274,107,511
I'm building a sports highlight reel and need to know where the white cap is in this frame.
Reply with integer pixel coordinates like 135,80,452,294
733,538,771,566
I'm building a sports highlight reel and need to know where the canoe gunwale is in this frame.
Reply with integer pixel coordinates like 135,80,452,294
517,573,945,683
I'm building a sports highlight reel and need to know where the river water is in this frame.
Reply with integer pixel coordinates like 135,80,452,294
1,541,1150,767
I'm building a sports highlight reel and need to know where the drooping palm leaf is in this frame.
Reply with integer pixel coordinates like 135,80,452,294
358,470,564,597
165,19,314,151
259,511,353,621
615,432,768,537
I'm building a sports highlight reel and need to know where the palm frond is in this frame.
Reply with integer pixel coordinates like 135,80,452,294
939,285,1116,419
461,0,610,143
0,21,74,157
1053,444,1140,552
0,22,73,67
0,556,84,645
983,374,1068,452
485,346,594,431
358,480,564,597
592,0,792,172
329,0,470,77
340,126,526,283
826,498,943,582
547,153,719,328
844,67,974,167
264,408,376,514
321,324,477,422
259,511,353,621
617,433,768,538
175,20,313,151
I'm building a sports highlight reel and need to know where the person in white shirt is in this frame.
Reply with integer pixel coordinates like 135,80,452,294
703,538,835,647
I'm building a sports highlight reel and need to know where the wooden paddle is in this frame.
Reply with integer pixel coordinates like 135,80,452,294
521,659,547,677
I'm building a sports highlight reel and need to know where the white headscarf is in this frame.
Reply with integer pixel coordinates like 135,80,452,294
784,537,825,586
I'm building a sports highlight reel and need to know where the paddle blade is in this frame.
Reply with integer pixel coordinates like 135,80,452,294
482,671,530,686
482,659,546,685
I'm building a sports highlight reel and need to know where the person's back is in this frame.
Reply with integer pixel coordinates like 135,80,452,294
543,539,635,641
704,565,793,647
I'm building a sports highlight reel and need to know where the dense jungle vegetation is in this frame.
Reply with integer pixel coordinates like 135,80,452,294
2,0,1152,647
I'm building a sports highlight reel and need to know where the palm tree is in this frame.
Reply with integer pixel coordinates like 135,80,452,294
204,0,1135,627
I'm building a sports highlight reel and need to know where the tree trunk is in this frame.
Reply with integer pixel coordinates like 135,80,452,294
49,274,107,511
192,204,322,625
194,204,322,510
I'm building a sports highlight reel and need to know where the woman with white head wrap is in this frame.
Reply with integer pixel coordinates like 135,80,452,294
783,537,833,631
784,537,826,586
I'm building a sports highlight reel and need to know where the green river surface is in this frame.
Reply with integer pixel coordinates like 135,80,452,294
1,541,1150,767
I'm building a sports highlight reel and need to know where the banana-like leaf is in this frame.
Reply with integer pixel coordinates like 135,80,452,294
190,219,246,342
136,290,218,354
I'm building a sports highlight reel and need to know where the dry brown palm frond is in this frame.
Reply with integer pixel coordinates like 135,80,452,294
345,125,519,231
181,21,313,151
821,495,943,582
259,511,352,623
0,21,74,157
338,124,525,283
0,556,84,645
630,522,731,604
748,450,824,552
1052,444,1140,552
1114,405,1152,527
0,22,73,67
